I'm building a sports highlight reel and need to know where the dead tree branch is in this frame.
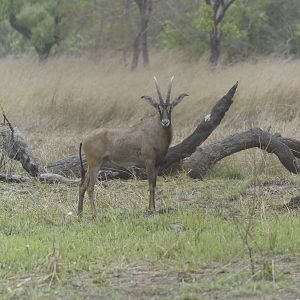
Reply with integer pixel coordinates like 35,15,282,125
2,81,300,184
46,82,239,178
182,128,300,179
161,81,238,172
0,119,77,185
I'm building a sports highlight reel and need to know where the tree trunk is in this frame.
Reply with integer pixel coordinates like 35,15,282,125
0,120,77,184
36,42,56,62
161,82,238,172
8,12,61,62
0,83,238,181
141,1,151,67
45,83,238,177
183,128,300,178
131,33,141,70
0,125,40,177
205,0,236,66
209,26,220,66
2,81,300,185
131,0,152,70
142,24,149,67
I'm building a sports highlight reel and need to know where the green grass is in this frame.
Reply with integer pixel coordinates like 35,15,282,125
1,172,300,299
0,55,300,298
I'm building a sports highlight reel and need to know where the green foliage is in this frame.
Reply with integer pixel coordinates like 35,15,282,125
0,0,22,19
195,4,214,33
7,29,25,54
1,0,300,61
225,0,300,60
0,1,62,57
21,4,57,47
160,3,210,59
222,23,241,39
162,0,300,62
162,1,243,61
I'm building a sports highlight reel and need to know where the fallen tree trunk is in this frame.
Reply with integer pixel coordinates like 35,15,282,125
1,81,300,185
278,137,300,159
161,82,239,172
182,128,300,179
46,82,239,178
0,123,40,177
0,173,30,183
0,119,78,184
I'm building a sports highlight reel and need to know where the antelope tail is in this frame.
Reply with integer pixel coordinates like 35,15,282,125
79,143,86,183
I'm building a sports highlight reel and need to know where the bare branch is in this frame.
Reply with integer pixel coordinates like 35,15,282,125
0,104,14,135
9,13,32,40
183,128,300,179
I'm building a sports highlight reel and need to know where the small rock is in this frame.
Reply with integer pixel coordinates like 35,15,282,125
169,224,186,233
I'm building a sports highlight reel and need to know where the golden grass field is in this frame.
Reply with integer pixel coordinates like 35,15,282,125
0,54,299,168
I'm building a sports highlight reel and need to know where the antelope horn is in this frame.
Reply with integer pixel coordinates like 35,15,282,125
154,76,164,104
166,75,174,104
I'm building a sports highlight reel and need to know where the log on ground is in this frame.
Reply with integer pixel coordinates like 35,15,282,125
182,128,300,179
46,82,239,178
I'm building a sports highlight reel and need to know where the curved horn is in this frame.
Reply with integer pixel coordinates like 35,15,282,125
166,75,174,104
154,76,164,104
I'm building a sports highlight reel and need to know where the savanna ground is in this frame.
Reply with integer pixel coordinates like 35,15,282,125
0,54,300,299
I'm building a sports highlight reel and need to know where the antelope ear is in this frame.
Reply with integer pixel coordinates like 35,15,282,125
141,96,159,108
171,93,189,108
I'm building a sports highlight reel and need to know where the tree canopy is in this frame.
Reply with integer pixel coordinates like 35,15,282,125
0,0,300,64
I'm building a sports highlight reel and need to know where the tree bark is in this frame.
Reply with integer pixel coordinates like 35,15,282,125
209,26,221,65
205,0,236,65
141,1,151,67
2,81,300,185
183,128,300,179
9,14,31,39
1,125,40,177
36,43,55,62
0,121,77,185
161,81,238,172
131,0,152,70
0,173,30,183
131,34,141,70
45,82,238,178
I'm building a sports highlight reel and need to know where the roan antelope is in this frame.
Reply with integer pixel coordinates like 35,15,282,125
78,76,188,218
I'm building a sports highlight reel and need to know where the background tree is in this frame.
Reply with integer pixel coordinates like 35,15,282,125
204,0,237,65
226,0,300,60
161,0,240,63
1,0,300,64
129,0,152,70
0,0,66,61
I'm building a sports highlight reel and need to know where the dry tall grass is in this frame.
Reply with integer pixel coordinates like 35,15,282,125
0,54,299,166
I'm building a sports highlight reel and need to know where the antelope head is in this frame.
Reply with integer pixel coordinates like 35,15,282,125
141,76,189,128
